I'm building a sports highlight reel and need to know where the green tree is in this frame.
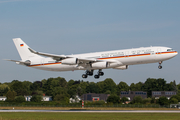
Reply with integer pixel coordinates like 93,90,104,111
41,79,47,86
131,96,143,104
15,96,26,103
103,78,117,94
141,78,171,97
170,95,180,102
30,81,43,91
105,90,111,94
52,87,69,99
67,80,75,87
10,80,30,96
169,98,178,104
121,97,129,104
77,86,82,96
142,98,152,104
6,90,17,102
158,96,169,105
30,95,42,102
96,81,104,93
79,81,88,95
42,77,68,97
130,82,143,91
86,82,99,93
54,94,69,103
177,83,180,96
129,83,136,91
151,97,157,104
171,80,178,92
68,85,78,97
116,81,129,95
107,94,120,104
32,90,43,96
0,84,10,96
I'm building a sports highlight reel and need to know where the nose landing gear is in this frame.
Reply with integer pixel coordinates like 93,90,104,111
158,61,162,69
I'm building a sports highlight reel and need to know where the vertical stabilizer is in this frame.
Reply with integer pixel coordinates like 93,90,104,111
13,38,42,61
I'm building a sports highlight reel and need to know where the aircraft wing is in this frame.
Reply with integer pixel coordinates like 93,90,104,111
78,58,102,63
28,48,121,64
28,48,68,60
28,48,104,63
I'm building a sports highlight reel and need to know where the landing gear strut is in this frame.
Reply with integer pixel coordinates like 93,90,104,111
158,61,162,69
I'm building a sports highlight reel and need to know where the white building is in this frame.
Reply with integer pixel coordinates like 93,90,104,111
24,95,52,101
24,96,32,101
42,96,52,101
0,96,7,101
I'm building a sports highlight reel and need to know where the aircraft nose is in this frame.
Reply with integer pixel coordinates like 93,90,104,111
173,51,178,57
176,51,178,55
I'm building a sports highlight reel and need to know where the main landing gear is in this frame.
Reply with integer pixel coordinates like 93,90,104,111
82,69,104,79
94,70,104,79
82,70,93,79
158,61,162,69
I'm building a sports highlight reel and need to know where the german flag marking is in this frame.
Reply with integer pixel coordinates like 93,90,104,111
20,44,24,47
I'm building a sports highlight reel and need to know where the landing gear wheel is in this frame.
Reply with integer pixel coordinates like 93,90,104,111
94,75,99,79
82,74,88,78
89,72,93,76
158,65,162,69
98,72,104,76
86,70,93,76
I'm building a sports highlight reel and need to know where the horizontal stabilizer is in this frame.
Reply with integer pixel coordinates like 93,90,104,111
4,59,31,66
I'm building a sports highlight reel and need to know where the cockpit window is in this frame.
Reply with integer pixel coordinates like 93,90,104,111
167,49,174,51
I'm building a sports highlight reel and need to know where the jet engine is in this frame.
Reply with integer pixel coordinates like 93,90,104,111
114,65,128,70
61,58,78,65
91,62,108,69
91,62,122,69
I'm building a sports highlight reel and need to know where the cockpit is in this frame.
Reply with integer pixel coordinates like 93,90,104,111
167,49,174,51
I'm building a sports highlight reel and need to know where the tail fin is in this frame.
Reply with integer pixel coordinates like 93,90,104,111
13,38,42,61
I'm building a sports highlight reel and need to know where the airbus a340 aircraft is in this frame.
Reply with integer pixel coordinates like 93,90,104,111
6,38,178,79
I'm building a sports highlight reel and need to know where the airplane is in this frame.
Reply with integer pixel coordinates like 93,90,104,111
6,38,178,79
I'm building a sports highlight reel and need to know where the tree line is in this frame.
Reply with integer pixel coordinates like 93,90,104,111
0,77,180,105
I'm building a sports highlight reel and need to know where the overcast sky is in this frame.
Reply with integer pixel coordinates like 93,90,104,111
0,0,180,85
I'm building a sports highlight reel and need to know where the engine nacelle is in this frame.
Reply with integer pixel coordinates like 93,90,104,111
61,58,78,65
91,62,108,69
113,65,128,70
108,62,122,68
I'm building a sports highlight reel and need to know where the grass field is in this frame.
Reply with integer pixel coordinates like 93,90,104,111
0,106,180,110
0,107,180,120
0,113,180,120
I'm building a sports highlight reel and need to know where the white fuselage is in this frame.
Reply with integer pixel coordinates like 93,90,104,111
28,46,178,71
